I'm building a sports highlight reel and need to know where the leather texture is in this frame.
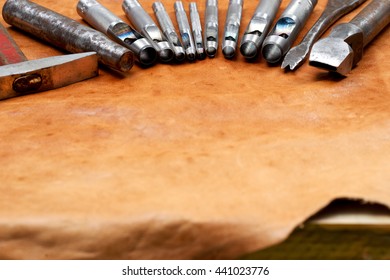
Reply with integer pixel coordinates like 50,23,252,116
0,0,389,259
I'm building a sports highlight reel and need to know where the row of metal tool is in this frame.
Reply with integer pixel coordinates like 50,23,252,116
77,0,388,75
2,0,390,75
0,0,389,102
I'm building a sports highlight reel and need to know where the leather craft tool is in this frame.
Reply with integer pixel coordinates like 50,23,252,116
122,0,174,63
204,0,219,58
77,0,157,67
0,22,98,101
189,2,206,60
174,1,196,61
309,0,390,76
240,0,282,60
222,0,244,59
282,0,367,71
262,0,318,64
2,0,133,72
152,1,185,62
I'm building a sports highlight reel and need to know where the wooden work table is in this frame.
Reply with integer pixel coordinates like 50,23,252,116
0,0,389,259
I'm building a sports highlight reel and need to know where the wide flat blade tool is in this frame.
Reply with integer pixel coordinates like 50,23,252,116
2,0,133,72
309,0,390,76
77,0,157,67
0,22,98,101
282,0,367,71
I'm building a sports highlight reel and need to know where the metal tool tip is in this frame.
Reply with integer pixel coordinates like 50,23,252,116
159,48,174,63
240,41,258,59
281,44,308,71
175,52,186,62
281,58,294,70
197,50,206,60
139,47,158,66
187,52,196,61
222,46,235,59
309,38,354,76
262,44,282,64
206,47,217,57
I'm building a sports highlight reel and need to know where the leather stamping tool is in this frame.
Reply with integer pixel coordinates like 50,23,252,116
2,0,133,72
240,0,282,60
262,0,318,64
204,0,219,58
77,0,157,67
189,2,206,60
222,0,244,59
174,1,196,61
152,1,185,62
122,0,174,63
0,22,98,101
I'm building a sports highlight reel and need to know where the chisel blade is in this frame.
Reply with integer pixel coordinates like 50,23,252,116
0,52,98,100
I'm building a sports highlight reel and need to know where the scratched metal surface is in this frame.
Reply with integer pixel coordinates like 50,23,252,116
0,0,389,259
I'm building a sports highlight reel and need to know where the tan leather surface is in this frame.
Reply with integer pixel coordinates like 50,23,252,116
0,0,389,259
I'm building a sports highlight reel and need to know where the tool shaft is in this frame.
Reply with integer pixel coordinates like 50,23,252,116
153,2,176,34
189,2,205,59
303,0,366,48
222,0,244,58
350,0,390,46
2,0,133,72
204,0,218,57
153,1,185,61
123,0,158,34
175,1,196,60
77,0,122,33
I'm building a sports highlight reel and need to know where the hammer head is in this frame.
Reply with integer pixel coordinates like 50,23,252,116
0,52,98,100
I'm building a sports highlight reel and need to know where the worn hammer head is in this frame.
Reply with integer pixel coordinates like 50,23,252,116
0,52,98,100
309,23,364,76
0,21,98,101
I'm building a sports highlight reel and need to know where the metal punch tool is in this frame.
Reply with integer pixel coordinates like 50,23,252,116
2,0,133,72
222,0,244,59
0,22,98,101
240,0,282,60
77,0,157,67
262,0,318,64
152,2,185,62
122,0,174,63
189,2,206,60
282,0,367,71
309,0,390,76
175,1,196,61
204,0,219,58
